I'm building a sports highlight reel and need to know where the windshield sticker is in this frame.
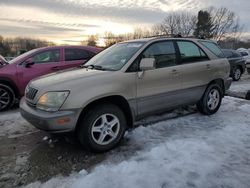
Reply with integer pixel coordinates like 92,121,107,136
126,43,143,48
120,59,127,64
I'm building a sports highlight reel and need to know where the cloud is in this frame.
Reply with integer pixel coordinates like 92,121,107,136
0,0,202,23
0,0,249,43
1,0,248,28
0,18,99,29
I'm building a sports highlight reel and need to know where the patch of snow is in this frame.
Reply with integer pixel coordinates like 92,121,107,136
24,97,250,188
42,136,49,141
0,109,37,138
229,73,250,93
78,169,88,176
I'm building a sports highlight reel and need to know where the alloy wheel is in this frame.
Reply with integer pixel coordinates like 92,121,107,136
207,89,220,110
0,88,11,110
234,68,241,80
91,113,120,145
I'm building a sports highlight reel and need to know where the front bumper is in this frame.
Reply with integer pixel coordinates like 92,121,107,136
20,98,82,133
224,77,232,91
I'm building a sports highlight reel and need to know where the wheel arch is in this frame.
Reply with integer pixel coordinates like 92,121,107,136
207,78,225,96
237,65,244,74
0,77,20,97
76,95,135,131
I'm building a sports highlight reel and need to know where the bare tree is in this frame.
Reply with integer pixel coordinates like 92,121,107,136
208,7,244,41
0,36,54,56
87,35,98,46
103,32,118,47
154,12,197,37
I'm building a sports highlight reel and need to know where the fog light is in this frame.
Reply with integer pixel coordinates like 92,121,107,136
57,117,71,125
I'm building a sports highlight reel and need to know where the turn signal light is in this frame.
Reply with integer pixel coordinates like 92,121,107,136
57,117,71,125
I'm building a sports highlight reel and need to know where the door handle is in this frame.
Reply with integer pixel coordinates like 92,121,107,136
171,69,178,75
206,64,211,69
51,66,60,71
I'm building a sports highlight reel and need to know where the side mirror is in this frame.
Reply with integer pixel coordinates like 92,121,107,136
24,58,35,68
140,58,155,71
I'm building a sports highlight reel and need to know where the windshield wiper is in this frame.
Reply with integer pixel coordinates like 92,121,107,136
80,64,115,71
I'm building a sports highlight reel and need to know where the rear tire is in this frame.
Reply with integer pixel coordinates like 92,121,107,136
77,103,127,152
0,84,15,111
232,67,242,81
247,68,250,74
197,84,222,115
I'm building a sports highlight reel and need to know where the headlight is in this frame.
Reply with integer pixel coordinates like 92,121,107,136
37,91,69,112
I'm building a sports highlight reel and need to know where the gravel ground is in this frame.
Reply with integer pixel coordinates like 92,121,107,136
0,73,250,188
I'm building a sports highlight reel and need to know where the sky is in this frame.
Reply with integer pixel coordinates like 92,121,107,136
0,0,249,44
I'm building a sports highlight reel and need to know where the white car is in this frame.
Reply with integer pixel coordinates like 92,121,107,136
238,48,250,74
237,48,250,62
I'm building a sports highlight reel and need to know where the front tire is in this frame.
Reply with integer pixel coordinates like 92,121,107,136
0,84,15,111
232,67,242,81
77,103,127,152
197,84,222,115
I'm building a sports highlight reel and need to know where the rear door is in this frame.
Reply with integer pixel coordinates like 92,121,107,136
61,48,94,70
17,49,62,93
136,40,182,116
176,40,211,103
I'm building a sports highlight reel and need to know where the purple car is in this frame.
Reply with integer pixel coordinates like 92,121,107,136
0,55,7,65
0,46,102,111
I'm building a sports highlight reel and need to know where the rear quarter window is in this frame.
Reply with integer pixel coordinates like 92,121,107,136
199,41,224,58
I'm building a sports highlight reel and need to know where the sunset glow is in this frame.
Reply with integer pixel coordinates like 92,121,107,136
0,0,249,44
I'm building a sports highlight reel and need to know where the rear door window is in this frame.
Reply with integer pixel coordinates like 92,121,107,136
65,49,91,61
177,41,209,63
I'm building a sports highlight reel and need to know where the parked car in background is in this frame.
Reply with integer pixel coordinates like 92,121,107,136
5,57,15,62
246,59,250,74
0,46,102,111
20,37,232,152
0,55,7,65
222,49,246,81
237,48,250,62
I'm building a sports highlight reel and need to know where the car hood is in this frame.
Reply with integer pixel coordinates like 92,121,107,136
31,68,111,89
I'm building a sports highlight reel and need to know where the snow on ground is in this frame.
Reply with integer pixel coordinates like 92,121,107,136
0,109,37,138
229,73,250,93
230,82,250,93
24,97,250,188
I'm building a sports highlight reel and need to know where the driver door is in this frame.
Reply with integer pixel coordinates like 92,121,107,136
17,49,62,94
136,41,182,116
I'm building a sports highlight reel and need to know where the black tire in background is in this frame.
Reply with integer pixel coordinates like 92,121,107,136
77,103,127,152
0,84,15,111
197,84,223,115
232,67,242,81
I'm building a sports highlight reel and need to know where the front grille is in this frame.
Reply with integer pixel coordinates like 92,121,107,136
26,87,38,100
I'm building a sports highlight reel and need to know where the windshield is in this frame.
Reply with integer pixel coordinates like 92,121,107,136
85,42,145,70
8,49,38,64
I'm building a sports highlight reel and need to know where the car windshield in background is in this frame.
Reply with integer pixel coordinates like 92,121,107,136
199,41,224,58
85,42,145,71
8,49,38,64
239,51,249,57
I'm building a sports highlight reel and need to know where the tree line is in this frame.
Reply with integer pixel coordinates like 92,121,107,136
0,36,54,57
87,7,248,49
